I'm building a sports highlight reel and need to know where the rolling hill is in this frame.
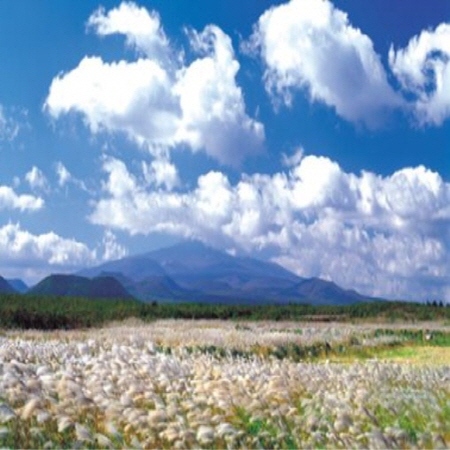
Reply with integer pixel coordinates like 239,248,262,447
28,274,135,300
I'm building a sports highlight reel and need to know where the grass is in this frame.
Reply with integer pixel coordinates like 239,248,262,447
376,346,450,365
0,320,449,449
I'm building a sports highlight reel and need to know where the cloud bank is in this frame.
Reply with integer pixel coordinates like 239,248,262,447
89,154,450,302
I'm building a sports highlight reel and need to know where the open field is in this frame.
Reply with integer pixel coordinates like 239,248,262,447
0,320,449,449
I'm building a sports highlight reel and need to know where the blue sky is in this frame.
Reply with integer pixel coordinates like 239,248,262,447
0,0,449,301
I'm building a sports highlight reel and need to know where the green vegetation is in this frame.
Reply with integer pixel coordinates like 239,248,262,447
0,293,449,330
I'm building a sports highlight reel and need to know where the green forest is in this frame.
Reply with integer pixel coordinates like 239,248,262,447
0,293,449,330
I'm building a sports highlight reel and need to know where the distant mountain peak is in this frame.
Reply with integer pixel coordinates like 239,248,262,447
71,239,376,305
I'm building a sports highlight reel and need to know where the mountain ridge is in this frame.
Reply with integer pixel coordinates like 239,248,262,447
75,240,376,305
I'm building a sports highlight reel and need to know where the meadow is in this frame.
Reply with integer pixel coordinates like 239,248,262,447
0,315,449,449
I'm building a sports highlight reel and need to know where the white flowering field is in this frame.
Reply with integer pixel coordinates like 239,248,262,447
0,320,449,449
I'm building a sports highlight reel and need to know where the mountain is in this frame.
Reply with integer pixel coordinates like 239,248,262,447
6,279,28,293
90,271,188,302
76,240,375,305
282,278,367,305
28,274,134,300
147,241,299,281
0,276,17,294
78,255,166,281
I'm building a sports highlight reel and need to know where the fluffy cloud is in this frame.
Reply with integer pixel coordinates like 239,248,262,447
90,155,450,301
389,23,450,126
142,158,179,190
87,2,169,59
0,223,128,283
45,57,178,148
174,26,264,165
45,2,264,165
248,0,401,126
0,185,43,211
0,223,96,281
25,166,49,192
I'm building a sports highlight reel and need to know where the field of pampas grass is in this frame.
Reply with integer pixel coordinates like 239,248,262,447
0,319,449,449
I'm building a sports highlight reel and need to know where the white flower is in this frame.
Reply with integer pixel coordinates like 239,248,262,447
94,433,113,448
0,404,16,423
148,409,167,425
216,422,236,437
57,416,73,433
21,398,40,420
197,425,215,445
75,423,93,443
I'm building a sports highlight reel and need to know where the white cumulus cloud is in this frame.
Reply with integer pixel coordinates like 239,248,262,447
0,185,43,211
45,2,264,165
142,158,179,190
248,0,401,126
90,155,450,302
87,1,170,60
174,25,264,165
389,22,450,126
45,56,178,148
0,223,129,283
0,222,96,281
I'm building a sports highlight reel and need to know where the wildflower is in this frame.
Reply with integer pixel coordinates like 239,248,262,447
216,422,236,437
130,436,143,448
0,403,16,423
94,433,113,448
21,398,40,420
36,411,51,424
334,413,352,432
75,423,93,443
148,409,167,426
197,425,215,445
104,421,122,441
57,416,73,433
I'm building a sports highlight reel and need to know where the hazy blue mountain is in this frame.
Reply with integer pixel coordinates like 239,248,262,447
78,255,166,281
0,276,17,294
28,274,134,300
147,240,299,281
282,278,370,305
93,270,188,302
6,279,28,293
74,240,375,305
